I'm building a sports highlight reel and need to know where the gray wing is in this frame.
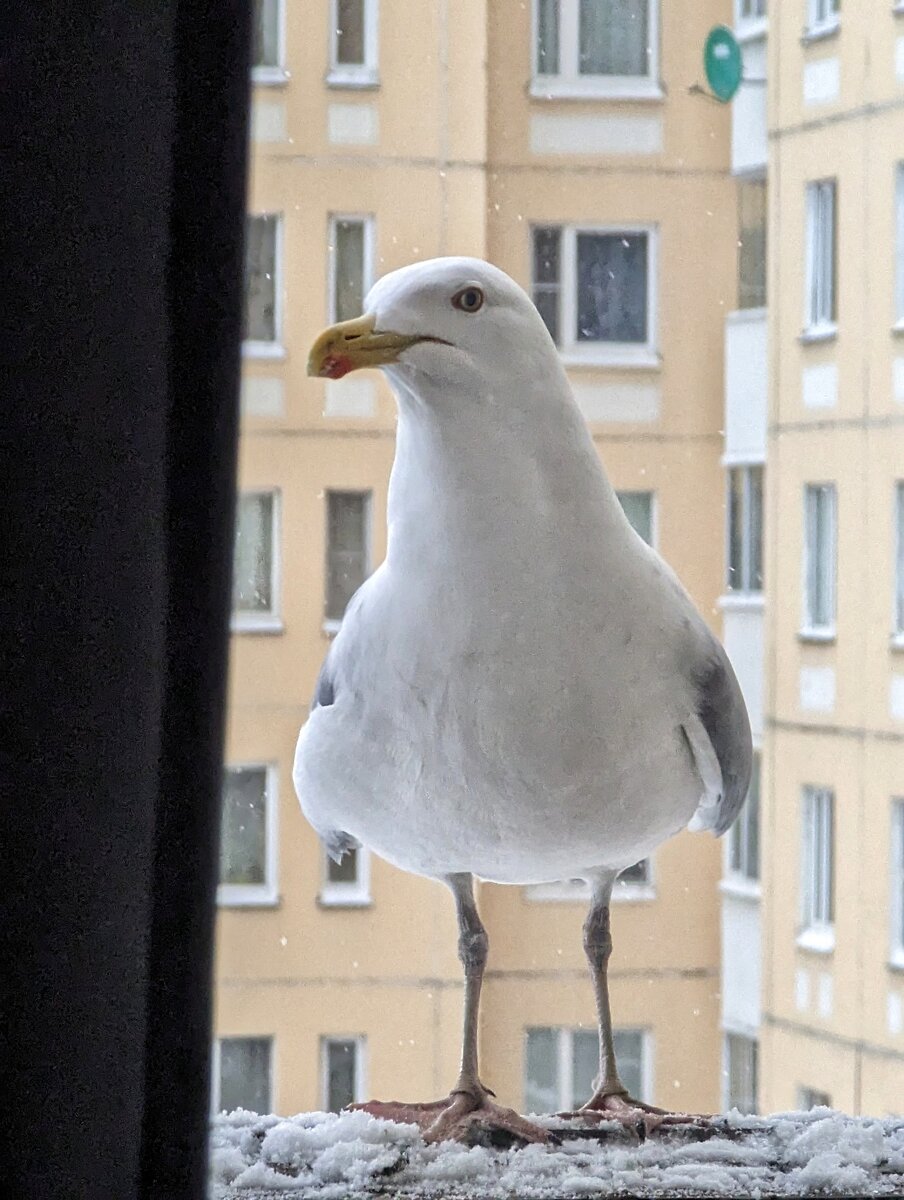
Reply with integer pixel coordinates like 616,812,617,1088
689,637,753,837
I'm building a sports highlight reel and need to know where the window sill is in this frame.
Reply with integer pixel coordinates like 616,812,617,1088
560,351,661,371
231,615,285,636
889,950,904,972
800,20,841,47
726,306,768,326
252,66,290,87
719,592,765,613
326,70,380,90
317,892,373,909
796,927,835,955
524,882,655,903
798,627,836,644
529,78,665,103
719,877,762,902
217,887,280,908
798,324,837,346
735,19,768,44
242,342,287,361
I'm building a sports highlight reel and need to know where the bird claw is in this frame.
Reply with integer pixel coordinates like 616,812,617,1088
557,1092,710,1137
350,1088,551,1146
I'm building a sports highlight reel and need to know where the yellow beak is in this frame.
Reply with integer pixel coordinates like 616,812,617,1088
307,313,434,380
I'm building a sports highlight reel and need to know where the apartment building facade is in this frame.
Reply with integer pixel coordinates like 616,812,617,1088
213,0,740,1119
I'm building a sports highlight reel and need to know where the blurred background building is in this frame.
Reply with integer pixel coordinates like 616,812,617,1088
213,0,904,1120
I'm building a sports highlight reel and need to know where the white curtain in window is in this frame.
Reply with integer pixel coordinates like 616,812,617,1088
576,232,647,343
233,493,273,613
579,0,648,77
219,768,267,886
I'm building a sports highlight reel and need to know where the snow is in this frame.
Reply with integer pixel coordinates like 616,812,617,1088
209,1107,904,1198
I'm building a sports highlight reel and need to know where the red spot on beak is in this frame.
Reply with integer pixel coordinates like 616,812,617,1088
320,353,354,380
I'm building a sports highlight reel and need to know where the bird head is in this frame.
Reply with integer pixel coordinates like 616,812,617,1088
306,257,559,395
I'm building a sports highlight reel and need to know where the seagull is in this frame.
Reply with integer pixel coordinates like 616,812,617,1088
296,257,752,1144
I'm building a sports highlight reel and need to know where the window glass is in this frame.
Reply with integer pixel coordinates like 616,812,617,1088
325,1039,359,1111
532,226,562,343
524,1028,558,1113
616,491,654,545
806,181,836,329
726,1034,758,1112
332,219,367,323
570,1028,599,1107
536,0,560,74
233,493,275,615
576,232,647,343
579,0,648,77
220,768,267,887
729,752,760,881
895,483,904,634
612,1030,644,1101
805,484,836,629
244,215,278,343
336,0,365,66
251,0,280,68
326,491,369,621
327,846,359,885
738,179,767,310
217,1038,271,1114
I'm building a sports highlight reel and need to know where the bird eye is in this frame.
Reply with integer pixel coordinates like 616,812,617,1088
451,286,485,313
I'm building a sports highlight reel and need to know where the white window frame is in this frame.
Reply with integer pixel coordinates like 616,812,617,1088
211,1035,274,1114
328,214,375,326
538,224,658,367
725,462,765,597
722,1029,759,1114
323,488,373,634
525,858,655,904
895,482,904,644
524,1026,652,1109
242,213,285,359
801,483,837,640
319,844,372,907
805,0,840,41
231,489,282,634
251,0,288,86
798,786,835,953
802,180,837,340
531,0,661,100
217,763,279,907
895,166,904,330
615,489,657,548
327,0,380,88
891,799,904,969
320,1035,368,1109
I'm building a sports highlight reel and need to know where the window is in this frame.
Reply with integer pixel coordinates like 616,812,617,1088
616,490,655,546
322,1037,366,1110
320,844,371,906
232,491,280,630
724,1033,758,1113
728,752,760,883
737,0,766,21
895,483,904,637
218,766,277,906
531,225,657,365
325,490,371,626
804,180,836,334
243,214,281,352
800,786,834,947
329,216,374,325
896,167,904,324
738,178,767,310
891,800,904,966
807,0,840,36
798,1086,832,1110
328,0,379,86
524,1027,648,1112
803,484,836,634
212,1037,272,1114
727,465,764,594
534,0,659,97
251,0,284,82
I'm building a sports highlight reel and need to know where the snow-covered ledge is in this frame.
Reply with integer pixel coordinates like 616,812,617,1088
210,1107,904,1197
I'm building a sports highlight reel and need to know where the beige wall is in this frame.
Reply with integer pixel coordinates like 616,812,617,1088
217,0,737,1118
